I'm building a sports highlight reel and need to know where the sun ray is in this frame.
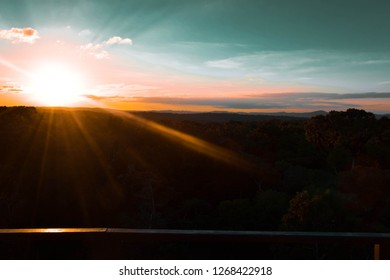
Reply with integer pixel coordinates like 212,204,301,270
0,56,33,77
99,108,256,172
31,108,55,225
68,111,125,216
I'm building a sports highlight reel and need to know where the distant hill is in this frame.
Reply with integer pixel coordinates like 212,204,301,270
131,110,328,123
255,110,328,118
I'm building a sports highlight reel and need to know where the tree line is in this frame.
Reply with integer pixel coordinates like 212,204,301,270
0,107,389,235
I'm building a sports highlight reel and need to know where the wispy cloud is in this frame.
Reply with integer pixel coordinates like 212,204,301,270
263,92,390,100
201,50,390,91
0,27,39,44
129,95,359,110
206,59,242,69
82,91,390,111
247,92,390,101
80,43,109,59
105,36,132,45
80,35,133,59
205,51,323,73
324,92,390,99
78,29,92,37
354,59,390,65
0,83,22,93
83,94,124,101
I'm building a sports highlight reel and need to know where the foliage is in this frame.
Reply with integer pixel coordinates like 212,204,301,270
0,106,389,234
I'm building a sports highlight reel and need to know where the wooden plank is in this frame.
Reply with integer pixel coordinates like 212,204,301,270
374,244,380,260
0,228,107,234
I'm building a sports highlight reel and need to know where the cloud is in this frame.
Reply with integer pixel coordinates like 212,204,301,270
85,95,283,109
80,43,109,59
83,90,390,110
325,92,390,99
206,59,242,69
287,92,390,100
129,93,363,110
205,51,321,73
129,97,289,109
80,35,132,59
83,94,124,101
201,50,390,92
354,59,390,65
246,92,390,100
0,84,22,93
0,27,39,44
81,89,390,111
78,29,92,37
105,36,132,45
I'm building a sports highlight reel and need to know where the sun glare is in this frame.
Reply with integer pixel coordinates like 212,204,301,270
27,63,86,106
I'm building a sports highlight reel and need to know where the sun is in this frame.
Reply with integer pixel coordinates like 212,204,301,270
27,62,86,106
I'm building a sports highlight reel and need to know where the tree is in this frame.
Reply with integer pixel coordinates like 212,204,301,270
305,109,378,168
282,189,355,231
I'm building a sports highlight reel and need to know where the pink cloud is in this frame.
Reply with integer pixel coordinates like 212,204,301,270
80,43,109,59
80,35,132,59
105,36,132,45
0,81,22,94
0,27,39,44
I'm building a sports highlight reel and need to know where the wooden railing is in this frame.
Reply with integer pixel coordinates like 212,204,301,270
0,228,389,259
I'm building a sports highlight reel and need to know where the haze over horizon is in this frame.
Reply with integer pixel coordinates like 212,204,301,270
1,0,390,113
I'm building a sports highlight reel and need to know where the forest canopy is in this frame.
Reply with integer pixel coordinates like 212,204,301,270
0,107,389,233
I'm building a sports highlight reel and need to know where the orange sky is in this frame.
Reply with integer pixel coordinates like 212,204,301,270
1,25,390,113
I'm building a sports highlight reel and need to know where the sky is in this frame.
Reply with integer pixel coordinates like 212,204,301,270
1,0,390,113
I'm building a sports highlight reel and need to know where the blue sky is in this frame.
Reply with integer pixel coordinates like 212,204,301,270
1,0,390,112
